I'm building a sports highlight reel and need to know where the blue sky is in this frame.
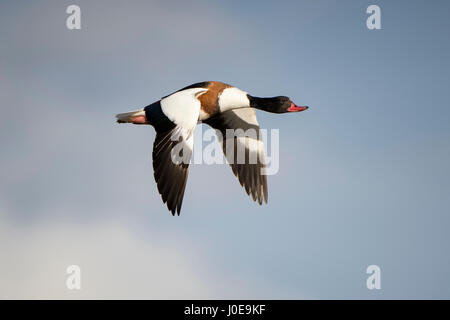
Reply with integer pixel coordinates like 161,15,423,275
1,0,449,298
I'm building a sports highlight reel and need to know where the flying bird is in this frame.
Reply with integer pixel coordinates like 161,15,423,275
116,81,308,215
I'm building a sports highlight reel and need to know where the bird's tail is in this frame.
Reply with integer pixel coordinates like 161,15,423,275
115,109,147,124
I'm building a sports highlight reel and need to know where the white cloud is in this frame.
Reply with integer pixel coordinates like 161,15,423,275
0,213,211,299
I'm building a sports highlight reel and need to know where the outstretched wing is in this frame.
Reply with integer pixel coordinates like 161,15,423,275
152,126,193,215
151,87,207,215
204,108,268,204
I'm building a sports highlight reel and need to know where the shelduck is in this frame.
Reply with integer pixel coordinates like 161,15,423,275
116,81,308,215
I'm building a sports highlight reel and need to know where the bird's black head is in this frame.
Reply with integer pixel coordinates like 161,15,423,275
248,95,308,114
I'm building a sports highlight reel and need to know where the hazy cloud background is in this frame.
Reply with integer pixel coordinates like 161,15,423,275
1,0,449,299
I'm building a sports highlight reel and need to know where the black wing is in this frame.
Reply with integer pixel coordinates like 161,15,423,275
204,108,268,204
152,127,193,215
